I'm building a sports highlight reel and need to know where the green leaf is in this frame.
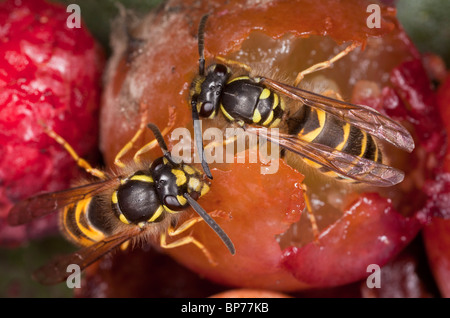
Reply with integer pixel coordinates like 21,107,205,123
397,0,450,65
51,0,164,50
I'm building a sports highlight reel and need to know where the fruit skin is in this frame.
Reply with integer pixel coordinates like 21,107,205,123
93,0,438,294
0,0,104,246
422,72,450,298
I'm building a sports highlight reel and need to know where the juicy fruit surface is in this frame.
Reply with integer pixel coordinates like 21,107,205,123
92,0,447,295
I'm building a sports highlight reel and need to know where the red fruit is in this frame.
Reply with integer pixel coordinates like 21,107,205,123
282,193,421,288
422,73,450,297
81,0,444,296
0,0,104,246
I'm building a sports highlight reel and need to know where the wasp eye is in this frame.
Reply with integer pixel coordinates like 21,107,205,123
164,195,184,211
199,101,215,117
150,157,167,172
213,63,229,77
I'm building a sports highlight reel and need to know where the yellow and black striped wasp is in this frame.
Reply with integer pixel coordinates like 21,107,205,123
189,14,415,237
8,114,235,285
190,14,414,186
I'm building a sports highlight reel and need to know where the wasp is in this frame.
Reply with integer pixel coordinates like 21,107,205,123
189,14,415,237
8,115,235,285
190,14,414,186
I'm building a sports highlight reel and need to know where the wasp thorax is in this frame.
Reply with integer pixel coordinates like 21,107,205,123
112,171,164,225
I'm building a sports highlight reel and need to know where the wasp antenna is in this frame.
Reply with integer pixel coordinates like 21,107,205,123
146,123,177,165
197,13,209,76
191,99,213,179
184,192,235,255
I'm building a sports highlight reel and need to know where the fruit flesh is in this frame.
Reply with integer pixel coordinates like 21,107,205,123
96,0,439,292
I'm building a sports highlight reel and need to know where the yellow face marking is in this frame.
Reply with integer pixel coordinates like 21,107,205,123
172,169,187,186
200,183,210,196
252,108,262,124
112,191,118,204
336,123,351,151
148,205,164,223
262,110,274,126
260,88,271,100
188,177,202,192
227,75,250,84
119,213,130,225
220,104,235,121
177,195,187,206
183,165,196,175
130,174,154,183
299,109,326,143
138,222,146,228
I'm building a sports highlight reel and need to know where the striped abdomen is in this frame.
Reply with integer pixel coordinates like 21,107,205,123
289,106,382,180
60,196,111,247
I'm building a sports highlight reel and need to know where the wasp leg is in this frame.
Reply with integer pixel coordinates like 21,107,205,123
204,134,238,153
114,105,176,167
321,89,344,101
301,184,320,242
43,127,106,179
133,105,176,164
160,210,227,265
294,42,360,87
160,224,217,266
114,108,149,168
216,56,253,73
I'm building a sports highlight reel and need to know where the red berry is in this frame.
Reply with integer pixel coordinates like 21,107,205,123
0,0,104,246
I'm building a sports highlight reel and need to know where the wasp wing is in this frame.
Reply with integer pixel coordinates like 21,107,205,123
245,126,404,187
8,177,121,226
32,227,141,285
260,77,415,153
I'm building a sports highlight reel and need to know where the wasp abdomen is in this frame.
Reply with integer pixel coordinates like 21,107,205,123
291,106,382,180
61,196,110,247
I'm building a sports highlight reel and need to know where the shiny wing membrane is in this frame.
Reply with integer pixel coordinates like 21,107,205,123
260,78,415,153
8,178,121,226
33,227,141,285
245,126,405,187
